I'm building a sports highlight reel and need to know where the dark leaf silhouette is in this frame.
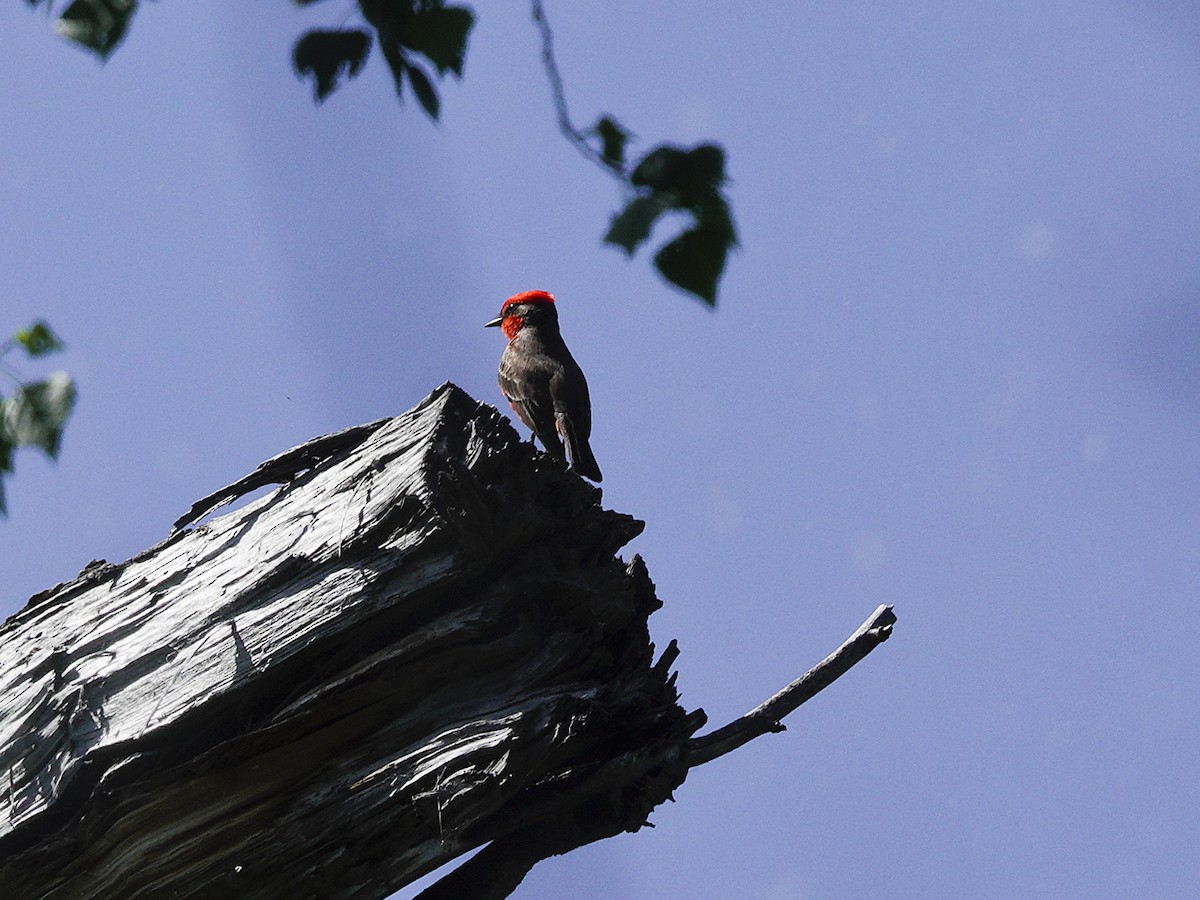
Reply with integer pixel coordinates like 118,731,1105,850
406,61,441,119
404,4,474,77
54,0,137,60
594,115,631,172
654,225,732,308
293,30,373,102
632,143,727,206
604,195,672,255
361,1,473,118
620,142,736,305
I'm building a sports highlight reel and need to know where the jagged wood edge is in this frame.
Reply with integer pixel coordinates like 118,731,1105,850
416,607,896,897
169,418,389,533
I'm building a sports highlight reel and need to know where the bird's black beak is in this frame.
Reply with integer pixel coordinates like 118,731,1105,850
484,315,503,328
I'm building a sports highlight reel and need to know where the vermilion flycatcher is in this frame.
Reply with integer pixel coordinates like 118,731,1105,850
485,290,603,482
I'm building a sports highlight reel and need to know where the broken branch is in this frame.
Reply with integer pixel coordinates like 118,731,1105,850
686,604,896,767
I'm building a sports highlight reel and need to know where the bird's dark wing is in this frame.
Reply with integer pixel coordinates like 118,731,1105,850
498,357,565,457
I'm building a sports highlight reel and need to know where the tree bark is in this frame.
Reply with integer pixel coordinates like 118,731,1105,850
0,383,894,898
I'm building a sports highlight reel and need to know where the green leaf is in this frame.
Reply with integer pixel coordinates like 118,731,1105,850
293,30,373,103
376,38,409,102
631,145,689,194
406,61,440,120
681,143,727,192
693,193,739,246
621,141,736,302
357,1,471,114
594,116,631,172
403,4,475,77
604,194,672,255
2,373,77,460
653,225,732,308
632,142,728,207
13,321,64,358
0,371,76,518
55,0,137,60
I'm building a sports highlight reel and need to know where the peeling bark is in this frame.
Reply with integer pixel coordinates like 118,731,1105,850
0,383,893,899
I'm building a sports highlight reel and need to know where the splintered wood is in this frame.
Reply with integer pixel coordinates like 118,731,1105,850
0,384,697,899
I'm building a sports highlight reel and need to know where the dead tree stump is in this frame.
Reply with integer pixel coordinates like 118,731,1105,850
0,383,894,898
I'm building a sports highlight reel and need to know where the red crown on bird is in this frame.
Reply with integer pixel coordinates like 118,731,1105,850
502,289,555,313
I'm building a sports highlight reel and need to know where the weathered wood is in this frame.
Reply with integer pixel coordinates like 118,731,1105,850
0,384,700,898
0,382,896,898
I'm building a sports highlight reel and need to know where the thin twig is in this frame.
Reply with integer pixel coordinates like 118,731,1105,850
1,358,24,384
687,604,897,767
530,0,624,181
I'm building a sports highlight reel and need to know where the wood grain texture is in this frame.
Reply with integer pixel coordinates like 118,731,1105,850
0,384,698,899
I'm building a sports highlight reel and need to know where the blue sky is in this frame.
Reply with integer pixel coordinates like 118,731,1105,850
3,2,1199,897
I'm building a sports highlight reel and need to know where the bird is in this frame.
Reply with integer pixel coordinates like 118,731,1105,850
485,290,603,482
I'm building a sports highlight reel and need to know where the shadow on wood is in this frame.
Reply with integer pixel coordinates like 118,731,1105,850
0,383,894,898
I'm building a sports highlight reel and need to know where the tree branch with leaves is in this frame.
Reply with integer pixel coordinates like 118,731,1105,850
24,0,737,305
0,322,76,516
528,0,737,305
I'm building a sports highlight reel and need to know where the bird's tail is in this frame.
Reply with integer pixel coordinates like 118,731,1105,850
557,414,603,482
